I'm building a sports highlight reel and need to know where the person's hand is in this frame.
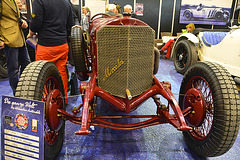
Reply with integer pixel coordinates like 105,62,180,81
26,33,31,39
27,30,36,39
21,20,28,28
0,41,5,49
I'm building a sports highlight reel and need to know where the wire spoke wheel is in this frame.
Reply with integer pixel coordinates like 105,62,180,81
179,61,240,157
15,60,65,160
44,127,59,145
185,76,214,140
43,76,60,145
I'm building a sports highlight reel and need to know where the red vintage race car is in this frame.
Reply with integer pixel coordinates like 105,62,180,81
15,13,240,160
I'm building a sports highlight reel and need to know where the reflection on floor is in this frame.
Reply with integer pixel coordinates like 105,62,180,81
0,59,239,160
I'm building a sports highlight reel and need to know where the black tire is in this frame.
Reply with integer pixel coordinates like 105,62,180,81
184,10,192,20
173,40,198,74
179,62,240,157
70,27,88,72
0,49,8,78
15,60,65,160
215,12,224,22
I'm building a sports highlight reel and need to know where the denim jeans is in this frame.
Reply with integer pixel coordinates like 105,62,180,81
4,45,31,95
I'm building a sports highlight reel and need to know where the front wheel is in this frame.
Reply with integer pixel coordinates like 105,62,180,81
173,40,198,74
15,60,65,160
179,62,240,157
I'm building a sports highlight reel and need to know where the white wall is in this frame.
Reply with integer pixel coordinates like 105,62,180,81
84,0,106,16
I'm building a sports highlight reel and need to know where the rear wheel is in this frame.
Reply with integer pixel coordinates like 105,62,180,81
179,62,240,157
15,60,65,160
173,40,198,74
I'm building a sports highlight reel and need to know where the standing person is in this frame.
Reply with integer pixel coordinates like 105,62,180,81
16,0,30,37
115,3,123,17
27,0,74,103
72,5,80,25
124,4,136,17
0,0,31,95
69,0,80,25
124,4,132,13
81,6,90,31
106,4,117,16
16,0,35,61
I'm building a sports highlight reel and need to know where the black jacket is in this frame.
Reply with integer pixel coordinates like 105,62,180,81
30,0,74,46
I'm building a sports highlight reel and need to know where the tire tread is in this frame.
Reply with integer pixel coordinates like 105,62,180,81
179,61,240,157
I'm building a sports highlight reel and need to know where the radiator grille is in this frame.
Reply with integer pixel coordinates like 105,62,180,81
97,26,155,98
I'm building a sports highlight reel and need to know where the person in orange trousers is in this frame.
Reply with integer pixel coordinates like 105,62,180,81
35,43,69,103
27,0,74,104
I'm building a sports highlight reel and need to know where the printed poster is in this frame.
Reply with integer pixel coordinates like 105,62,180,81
1,95,44,160
179,0,233,25
135,3,144,16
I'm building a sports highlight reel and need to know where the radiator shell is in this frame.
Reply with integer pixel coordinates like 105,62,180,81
97,25,155,98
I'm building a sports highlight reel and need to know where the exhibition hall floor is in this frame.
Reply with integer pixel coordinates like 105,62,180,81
0,59,239,160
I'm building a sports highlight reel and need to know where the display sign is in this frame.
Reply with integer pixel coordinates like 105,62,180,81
1,95,44,160
179,0,233,25
135,3,144,16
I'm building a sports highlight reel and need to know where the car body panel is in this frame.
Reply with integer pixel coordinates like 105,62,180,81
173,33,199,46
198,29,240,77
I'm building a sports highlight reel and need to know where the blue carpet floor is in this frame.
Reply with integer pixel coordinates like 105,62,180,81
0,59,239,160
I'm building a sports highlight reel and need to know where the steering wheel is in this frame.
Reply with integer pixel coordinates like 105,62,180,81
91,13,111,21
